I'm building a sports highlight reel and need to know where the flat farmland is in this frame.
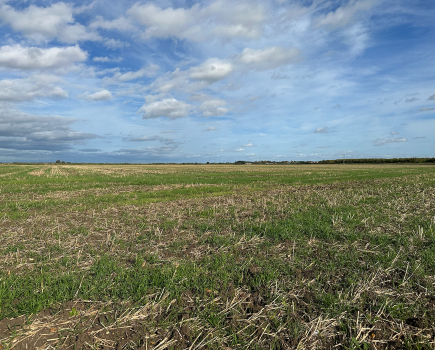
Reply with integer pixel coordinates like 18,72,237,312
0,164,434,350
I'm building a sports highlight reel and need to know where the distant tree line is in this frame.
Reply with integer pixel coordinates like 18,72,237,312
319,157,435,164
3,158,434,165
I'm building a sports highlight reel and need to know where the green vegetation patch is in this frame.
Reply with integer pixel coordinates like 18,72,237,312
0,164,434,349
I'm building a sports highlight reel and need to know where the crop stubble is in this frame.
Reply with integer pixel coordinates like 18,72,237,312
0,164,434,349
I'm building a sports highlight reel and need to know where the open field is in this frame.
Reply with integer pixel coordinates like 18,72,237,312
0,163,434,349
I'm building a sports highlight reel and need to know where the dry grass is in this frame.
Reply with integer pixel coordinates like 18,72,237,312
0,164,434,349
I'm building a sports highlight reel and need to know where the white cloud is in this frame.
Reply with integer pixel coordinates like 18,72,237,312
204,126,217,131
373,137,408,146
109,64,159,83
0,3,100,43
214,24,260,39
0,44,87,70
391,131,399,136
98,0,266,42
314,127,329,133
139,98,192,119
315,0,376,29
209,1,266,38
200,99,228,117
103,39,130,50
242,143,254,147
147,45,297,96
236,46,301,70
143,45,294,102
189,58,233,82
0,75,68,102
127,2,195,39
147,59,233,96
78,90,112,102
343,23,369,55
235,148,245,151
92,56,123,63
90,16,135,31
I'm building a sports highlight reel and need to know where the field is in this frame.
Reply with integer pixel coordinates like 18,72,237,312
0,163,434,350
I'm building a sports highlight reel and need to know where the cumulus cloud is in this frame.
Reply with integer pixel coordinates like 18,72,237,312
189,59,233,82
127,2,195,39
373,137,408,146
391,131,399,136
103,39,130,50
92,56,123,63
315,0,376,29
209,1,266,38
314,127,329,133
0,75,68,102
148,45,297,96
235,148,245,151
0,3,100,43
0,109,97,151
78,90,112,102
147,59,233,95
200,99,228,117
236,46,301,70
124,1,266,41
242,143,254,147
0,44,87,70
107,64,159,83
139,98,192,119
204,126,217,131
427,94,435,101
90,15,135,31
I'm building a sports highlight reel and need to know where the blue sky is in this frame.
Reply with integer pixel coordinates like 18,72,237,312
0,0,434,163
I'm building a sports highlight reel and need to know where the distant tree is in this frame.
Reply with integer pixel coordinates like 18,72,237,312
56,160,60,163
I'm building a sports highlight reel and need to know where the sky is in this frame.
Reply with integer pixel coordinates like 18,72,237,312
0,0,434,163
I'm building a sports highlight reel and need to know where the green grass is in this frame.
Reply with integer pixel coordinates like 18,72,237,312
0,163,434,349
